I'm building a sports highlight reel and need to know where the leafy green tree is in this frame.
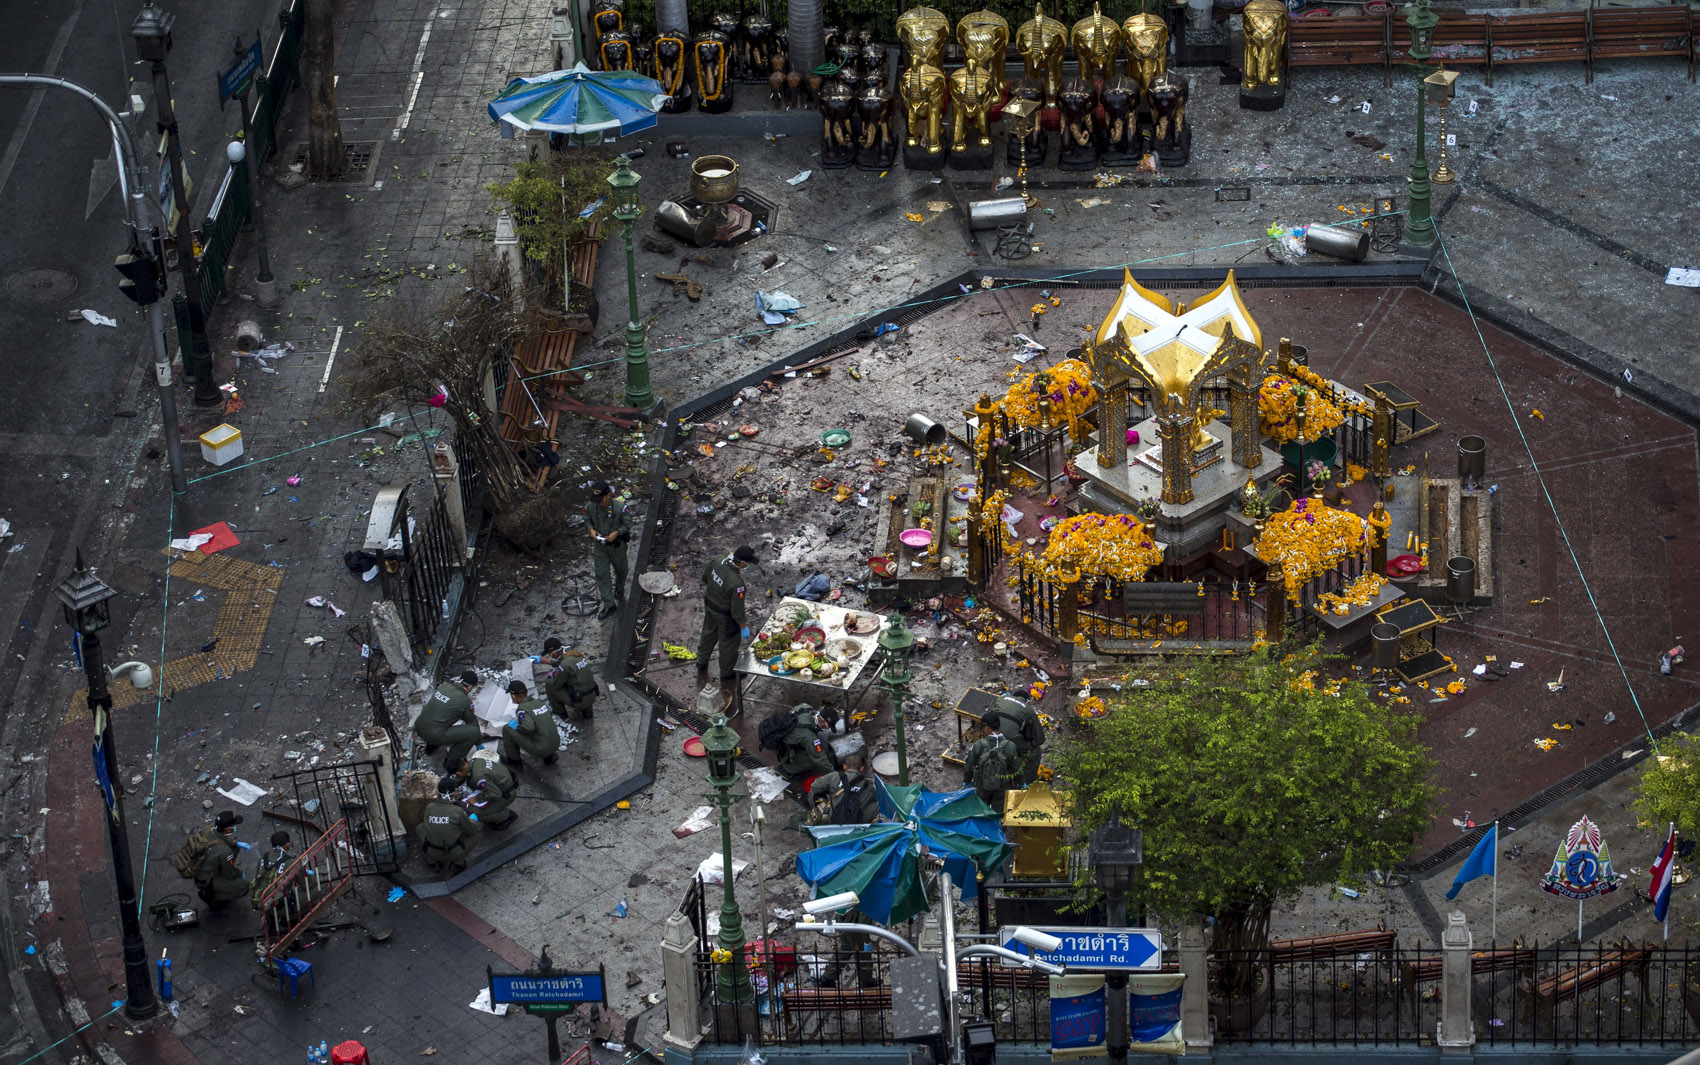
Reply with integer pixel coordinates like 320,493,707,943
1050,646,1434,995
487,152,613,310
1634,731,1700,836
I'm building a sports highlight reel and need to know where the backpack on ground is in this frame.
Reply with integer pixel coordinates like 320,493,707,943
173,826,219,879
757,709,795,752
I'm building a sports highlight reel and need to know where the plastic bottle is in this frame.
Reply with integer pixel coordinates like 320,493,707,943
319,1041,329,1061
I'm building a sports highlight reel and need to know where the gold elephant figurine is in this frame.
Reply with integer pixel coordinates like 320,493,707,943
1242,0,1289,91
957,10,1010,100
1071,3,1123,83
900,63,947,153
1016,3,1067,109
1121,13,1169,95
896,6,951,68
949,66,994,152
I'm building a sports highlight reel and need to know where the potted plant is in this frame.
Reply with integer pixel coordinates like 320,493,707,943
1133,496,1162,524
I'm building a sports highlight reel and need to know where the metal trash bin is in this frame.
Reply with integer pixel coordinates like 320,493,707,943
1446,556,1476,603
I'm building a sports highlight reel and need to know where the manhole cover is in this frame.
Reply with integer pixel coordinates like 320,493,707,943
7,268,78,302
288,140,381,184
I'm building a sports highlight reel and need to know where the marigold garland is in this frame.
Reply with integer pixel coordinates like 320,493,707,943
1003,359,1097,434
1258,374,1346,444
1254,498,1369,597
1315,571,1388,615
1037,512,1164,583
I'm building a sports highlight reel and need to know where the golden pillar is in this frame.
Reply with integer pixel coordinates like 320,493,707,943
1369,501,1389,577
1058,577,1080,642
1156,407,1195,505
1264,564,1285,643
1371,393,1393,481
1227,363,1262,470
1096,385,1127,468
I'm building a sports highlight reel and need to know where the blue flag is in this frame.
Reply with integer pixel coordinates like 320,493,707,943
1445,823,1497,900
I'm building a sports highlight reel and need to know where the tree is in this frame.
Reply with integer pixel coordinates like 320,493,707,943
487,153,612,313
304,0,345,179
1050,646,1434,996
1634,731,1700,837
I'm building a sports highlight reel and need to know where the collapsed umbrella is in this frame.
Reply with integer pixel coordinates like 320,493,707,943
487,63,670,137
793,780,1011,925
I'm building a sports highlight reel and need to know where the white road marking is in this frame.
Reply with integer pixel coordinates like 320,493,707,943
319,325,343,393
393,18,436,139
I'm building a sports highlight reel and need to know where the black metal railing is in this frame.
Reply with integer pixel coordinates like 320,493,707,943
271,760,403,876
1476,941,1700,1046
1287,554,1369,641
698,940,916,1046
1209,945,1439,1044
379,482,465,654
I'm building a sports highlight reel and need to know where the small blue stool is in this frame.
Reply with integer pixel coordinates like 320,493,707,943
276,957,315,997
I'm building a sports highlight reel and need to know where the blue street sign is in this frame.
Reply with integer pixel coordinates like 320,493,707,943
219,39,263,102
998,927,1164,972
489,971,605,1005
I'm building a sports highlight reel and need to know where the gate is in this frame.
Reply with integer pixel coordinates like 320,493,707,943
377,482,465,654
271,760,402,876
257,818,357,962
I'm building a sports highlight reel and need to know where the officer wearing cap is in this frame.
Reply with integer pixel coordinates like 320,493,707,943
697,545,757,706
501,679,560,769
420,777,480,873
195,810,251,906
416,670,484,764
585,481,632,619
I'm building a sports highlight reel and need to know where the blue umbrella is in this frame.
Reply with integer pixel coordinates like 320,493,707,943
487,63,670,138
794,780,1011,925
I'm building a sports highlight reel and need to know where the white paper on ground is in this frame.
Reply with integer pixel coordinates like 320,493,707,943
675,805,716,837
81,309,118,327
472,682,517,730
744,766,791,805
170,533,214,552
1472,664,1486,675
468,988,509,1016
510,657,536,695
696,852,750,885
1665,267,1700,287
216,777,268,806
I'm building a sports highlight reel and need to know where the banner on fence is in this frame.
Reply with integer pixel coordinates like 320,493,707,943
1128,972,1185,1055
1048,974,1105,1060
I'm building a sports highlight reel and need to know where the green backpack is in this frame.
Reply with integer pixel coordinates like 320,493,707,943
172,826,220,879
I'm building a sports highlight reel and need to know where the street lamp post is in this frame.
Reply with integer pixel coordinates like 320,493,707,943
1402,0,1440,247
702,715,755,1026
228,36,278,308
1090,814,1144,1062
1424,66,1461,185
133,2,220,406
875,613,917,784
605,157,657,414
54,554,158,1022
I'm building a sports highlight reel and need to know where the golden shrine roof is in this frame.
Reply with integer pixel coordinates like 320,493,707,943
1094,270,1263,394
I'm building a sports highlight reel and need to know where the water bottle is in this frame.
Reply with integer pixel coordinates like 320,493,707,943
306,1046,318,1063
319,1041,329,1062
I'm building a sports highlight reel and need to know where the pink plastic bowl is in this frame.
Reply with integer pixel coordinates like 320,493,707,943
900,528,933,548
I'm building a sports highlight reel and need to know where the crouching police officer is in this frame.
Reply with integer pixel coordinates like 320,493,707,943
420,777,480,873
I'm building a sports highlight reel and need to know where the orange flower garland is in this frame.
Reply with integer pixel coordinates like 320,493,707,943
1037,512,1164,583
1253,498,1368,597
1002,359,1097,433
1258,374,1345,444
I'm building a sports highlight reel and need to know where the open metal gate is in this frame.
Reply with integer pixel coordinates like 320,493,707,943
271,760,402,876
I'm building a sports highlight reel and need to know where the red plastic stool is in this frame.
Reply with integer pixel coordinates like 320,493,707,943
330,1041,370,1065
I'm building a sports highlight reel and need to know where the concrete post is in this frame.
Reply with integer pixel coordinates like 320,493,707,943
369,599,427,704
1178,921,1212,1053
494,211,526,311
358,726,406,862
430,442,470,560
1438,910,1475,1052
662,911,704,1054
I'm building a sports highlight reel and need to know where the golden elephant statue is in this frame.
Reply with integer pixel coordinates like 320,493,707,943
1242,0,1289,92
901,63,948,153
897,6,951,68
1016,3,1067,108
1121,14,1169,96
957,10,1010,100
1071,2,1123,82
949,66,994,152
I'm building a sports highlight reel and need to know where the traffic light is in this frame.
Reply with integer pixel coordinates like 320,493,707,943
115,248,160,305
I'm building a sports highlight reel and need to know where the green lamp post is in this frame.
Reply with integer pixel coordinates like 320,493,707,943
703,714,755,1010
606,157,657,412
1402,0,1440,247
876,613,917,785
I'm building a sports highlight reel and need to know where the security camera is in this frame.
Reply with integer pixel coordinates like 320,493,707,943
1009,927,1064,954
108,662,154,690
802,891,859,917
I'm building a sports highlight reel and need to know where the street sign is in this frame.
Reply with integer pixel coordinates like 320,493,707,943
489,970,606,1005
522,1003,580,1016
219,39,263,102
997,926,1164,972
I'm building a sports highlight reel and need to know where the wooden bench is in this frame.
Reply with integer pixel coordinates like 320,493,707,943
1400,948,1535,1005
1490,10,1589,81
780,988,894,1012
1269,926,1397,966
1289,12,1395,84
1432,14,1491,74
497,223,604,488
1525,946,1652,1008
1588,6,1695,83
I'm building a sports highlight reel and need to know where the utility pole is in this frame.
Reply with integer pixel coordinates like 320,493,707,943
228,34,279,307
0,75,188,494
132,2,221,406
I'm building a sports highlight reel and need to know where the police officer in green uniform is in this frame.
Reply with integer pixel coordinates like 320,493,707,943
807,750,879,826
697,545,757,704
585,481,632,619
416,670,483,763
195,810,251,907
540,637,600,721
992,693,1047,785
777,703,840,783
420,777,481,873
250,830,298,933
448,751,519,830
500,680,560,769
962,711,1021,811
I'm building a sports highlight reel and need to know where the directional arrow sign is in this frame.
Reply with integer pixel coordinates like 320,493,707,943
997,926,1164,972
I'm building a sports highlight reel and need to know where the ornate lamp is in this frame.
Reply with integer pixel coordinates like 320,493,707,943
876,614,917,784
1402,0,1439,246
130,3,175,62
606,157,655,412
1001,97,1041,209
1424,67,1460,185
55,553,116,634
1370,186,1403,252
702,715,754,1007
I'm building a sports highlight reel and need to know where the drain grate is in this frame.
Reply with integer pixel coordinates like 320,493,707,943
1215,186,1251,202
289,140,381,184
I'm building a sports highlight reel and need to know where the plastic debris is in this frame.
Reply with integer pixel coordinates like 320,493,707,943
785,170,812,185
387,886,407,902
755,290,804,325
80,309,118,327
609,899,628,919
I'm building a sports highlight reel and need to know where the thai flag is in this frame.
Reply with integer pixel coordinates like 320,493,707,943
1649,825,1676,924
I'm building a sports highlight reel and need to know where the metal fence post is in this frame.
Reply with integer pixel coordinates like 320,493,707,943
1178,920,1213,1053
431,442,470,560
662,911,705,1054
1438,910,1475,1052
